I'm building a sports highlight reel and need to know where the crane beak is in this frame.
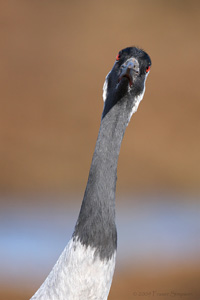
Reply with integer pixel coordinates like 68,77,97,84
118,58,139,87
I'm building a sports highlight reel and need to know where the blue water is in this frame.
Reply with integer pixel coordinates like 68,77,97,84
0,194,200,285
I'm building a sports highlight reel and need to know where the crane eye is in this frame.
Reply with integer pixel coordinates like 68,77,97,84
116,53,121,61
146,66,150,73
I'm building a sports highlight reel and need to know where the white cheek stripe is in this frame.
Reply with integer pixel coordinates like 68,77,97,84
103,72,110,102
128,72,149,122
128,88,145,122
31,238,116,300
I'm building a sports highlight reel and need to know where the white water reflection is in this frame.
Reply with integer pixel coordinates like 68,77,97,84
0,194,200,285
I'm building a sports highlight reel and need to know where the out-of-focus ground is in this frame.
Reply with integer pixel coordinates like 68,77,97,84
1,195,200,299
0,1,200,299
1,0,200,194
1,267,200,300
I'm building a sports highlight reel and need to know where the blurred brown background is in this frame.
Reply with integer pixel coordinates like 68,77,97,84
0,1,200,300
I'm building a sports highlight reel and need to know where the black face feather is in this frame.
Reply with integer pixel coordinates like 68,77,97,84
102,47,151,119
116,47,151,74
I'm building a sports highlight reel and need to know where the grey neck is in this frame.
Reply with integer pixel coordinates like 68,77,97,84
73,95,134,260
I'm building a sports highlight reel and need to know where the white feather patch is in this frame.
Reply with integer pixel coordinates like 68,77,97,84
128,72,149,122
31,238,116,300
128,88,145,122
102,72,110,102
